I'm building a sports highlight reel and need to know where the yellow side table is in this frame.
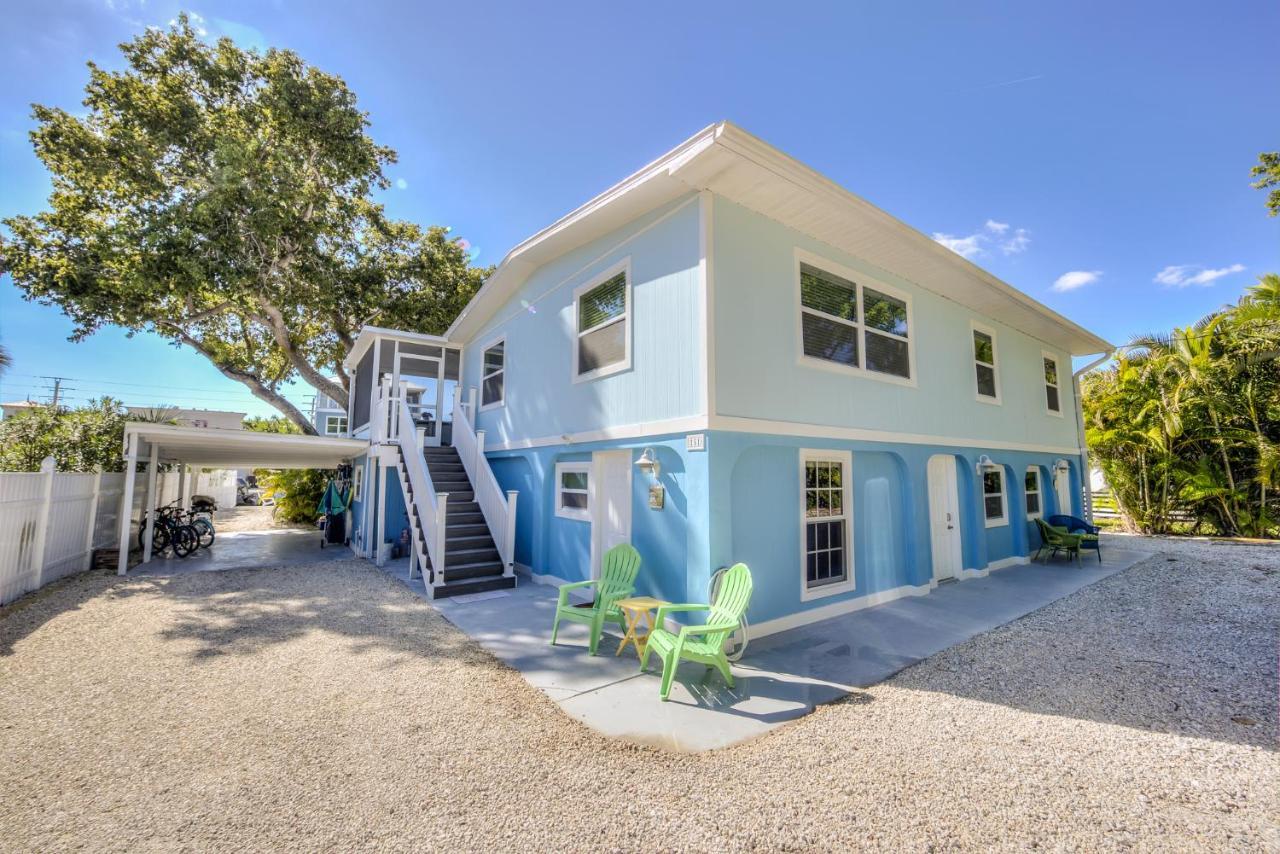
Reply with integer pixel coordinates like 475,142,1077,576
614,596,669,658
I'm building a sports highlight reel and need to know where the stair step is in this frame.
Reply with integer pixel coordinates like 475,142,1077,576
440,560,508,583
448,514,485,528
445,543,500,562
446,533,495,548
445,522,490,537
432,574,516,598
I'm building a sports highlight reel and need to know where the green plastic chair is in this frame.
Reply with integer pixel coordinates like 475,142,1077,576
549,543,642,655
641,562,753,701
1034,517,1082,564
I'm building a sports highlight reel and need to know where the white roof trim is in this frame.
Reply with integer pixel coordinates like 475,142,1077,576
444,121,1111,355
344,325,454,371
124,422,366,469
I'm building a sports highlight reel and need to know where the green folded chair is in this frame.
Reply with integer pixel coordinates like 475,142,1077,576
549,543,641,655
1034,517,1082,564
641,562,753,701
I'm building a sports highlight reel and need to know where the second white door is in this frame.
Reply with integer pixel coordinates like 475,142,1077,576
927,454,963,582
590,450,632,579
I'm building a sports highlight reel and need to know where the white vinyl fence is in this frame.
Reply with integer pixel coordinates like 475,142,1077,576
0,459,126,606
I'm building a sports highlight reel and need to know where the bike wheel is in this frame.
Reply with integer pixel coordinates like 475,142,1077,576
173,525,198,557
195,518,214,548
151,523,171,556
137,514,151,551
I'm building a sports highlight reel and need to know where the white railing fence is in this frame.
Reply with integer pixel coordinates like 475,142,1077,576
452,386,517,578
0,458,126,606
389,393,447,589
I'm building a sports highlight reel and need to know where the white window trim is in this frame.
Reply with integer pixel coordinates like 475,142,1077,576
982,465,1008,528
571,257,632,384
479,335,506,411
324,415,348,436
555,461,592,522
1025,466,1042,520
799,448,856,602
794,248,917,389
352,465,363,502
971,321,1002,405
1042,350,1064,417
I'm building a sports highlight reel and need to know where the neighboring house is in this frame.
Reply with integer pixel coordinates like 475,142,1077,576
309,391,349,436
127,407,246,430
1,400,39,420
341,122,1110,636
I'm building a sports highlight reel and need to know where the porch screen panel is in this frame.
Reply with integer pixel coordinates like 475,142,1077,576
352,346,374,428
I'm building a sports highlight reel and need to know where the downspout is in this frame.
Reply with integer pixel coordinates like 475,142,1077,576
1073,350,1114,521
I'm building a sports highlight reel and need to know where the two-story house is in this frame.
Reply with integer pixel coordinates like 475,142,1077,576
340,122,1110,637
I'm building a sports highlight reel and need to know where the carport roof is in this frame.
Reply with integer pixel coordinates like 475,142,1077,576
124,423,366,469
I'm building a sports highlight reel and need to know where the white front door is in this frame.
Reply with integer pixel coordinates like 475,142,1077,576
927,454,963,582
590,450,632,579
1054,467,1073,517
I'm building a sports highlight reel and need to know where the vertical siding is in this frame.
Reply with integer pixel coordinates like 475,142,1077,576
462,194,704,446
711,195,1081,451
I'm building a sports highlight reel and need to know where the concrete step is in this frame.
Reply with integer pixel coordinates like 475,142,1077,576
432,574,516,598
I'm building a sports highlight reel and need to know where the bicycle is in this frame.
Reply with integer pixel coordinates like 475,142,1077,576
137,502,201,558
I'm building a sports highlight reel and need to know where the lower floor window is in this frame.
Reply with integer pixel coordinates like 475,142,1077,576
1025,467,1042,518
802,452,852,593
983,466,1007,526
555,462,591,521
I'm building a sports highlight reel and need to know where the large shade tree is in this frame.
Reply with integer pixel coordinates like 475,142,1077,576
0,17,485,433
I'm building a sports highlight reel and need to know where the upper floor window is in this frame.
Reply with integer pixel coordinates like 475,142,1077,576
481,339,505,409
574,261,631,382
1043,354,1062,415
324,415,348,435
972,324,1000,403
1025,467,1042,518
798,257,912,381
983,466,1007,527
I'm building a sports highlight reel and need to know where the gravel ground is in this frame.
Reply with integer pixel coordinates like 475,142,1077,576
213,505,311,533
0,536,1275,851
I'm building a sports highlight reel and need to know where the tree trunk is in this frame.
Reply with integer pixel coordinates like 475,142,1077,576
254,297,349,405
173,331,318,434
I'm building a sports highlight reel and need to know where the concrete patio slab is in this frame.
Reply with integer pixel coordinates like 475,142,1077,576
138,528,350,575
379,544,1147,751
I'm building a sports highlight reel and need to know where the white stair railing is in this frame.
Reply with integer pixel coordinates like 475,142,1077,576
452,386,518,579
388,393,448,592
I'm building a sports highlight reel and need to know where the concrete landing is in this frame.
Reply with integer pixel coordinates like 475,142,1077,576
381,543,1147,752
138,528,351,575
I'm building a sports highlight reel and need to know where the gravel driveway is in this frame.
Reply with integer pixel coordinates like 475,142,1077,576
0,536,1275,850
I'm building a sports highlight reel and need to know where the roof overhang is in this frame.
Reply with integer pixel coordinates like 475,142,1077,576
344,326,452,372
124,423,366,469
446,121,1112,355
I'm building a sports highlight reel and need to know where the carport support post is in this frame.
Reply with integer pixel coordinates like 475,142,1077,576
177,465,188,512
141,443,159,564
117,433,138,575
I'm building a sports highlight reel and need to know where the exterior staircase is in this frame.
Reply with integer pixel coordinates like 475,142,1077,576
395,444,515,598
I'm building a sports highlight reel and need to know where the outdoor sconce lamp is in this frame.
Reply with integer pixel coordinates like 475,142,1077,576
635,447,661,480
1053,459,1071,474
975,454,994,472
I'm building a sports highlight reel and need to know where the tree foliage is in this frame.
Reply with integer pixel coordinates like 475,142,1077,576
0,16,486,433
1084,276,1280,537
244,415,301,434
260,467,331,524
0,397,131,472
1253,151,1280,217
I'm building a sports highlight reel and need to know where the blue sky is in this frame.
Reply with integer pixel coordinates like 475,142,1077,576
1,0,1276,417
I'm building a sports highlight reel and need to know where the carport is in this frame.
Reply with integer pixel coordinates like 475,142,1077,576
118,423,367,574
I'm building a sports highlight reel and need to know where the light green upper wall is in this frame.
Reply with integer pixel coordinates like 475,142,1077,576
711,195,1080,450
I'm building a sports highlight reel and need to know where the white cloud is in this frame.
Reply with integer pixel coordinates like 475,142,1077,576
1153,263,1245,288
395,178,408,190
933,219,1031,259
1000,228,1030,255
1052,270,1102,292
931,232,984,258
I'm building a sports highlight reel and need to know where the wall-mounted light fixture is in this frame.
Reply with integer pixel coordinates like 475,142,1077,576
975,454,995,472
1053,459,1071,474
635,447,661,480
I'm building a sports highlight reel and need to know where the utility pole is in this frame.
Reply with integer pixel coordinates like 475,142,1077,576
41,376,67,408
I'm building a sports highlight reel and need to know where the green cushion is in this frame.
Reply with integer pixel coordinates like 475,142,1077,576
1050,525,1070,535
